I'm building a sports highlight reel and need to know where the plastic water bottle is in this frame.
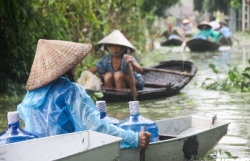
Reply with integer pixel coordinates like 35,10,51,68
0,111,37,145
119,101,159,142
96,101,119,125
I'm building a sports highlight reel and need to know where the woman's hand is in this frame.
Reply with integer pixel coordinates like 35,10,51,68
138,132,151,149
124,54,133,64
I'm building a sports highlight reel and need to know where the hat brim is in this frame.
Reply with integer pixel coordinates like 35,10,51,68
198,24,212,30
97,43,135,53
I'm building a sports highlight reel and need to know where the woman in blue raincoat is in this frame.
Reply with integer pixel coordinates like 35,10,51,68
17,39,151,149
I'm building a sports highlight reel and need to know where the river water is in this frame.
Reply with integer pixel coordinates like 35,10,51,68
0,34,250,160
106,34,250,160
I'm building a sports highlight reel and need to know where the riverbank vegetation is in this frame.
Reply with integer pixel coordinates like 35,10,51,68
202,60,250,92
0,0,179,94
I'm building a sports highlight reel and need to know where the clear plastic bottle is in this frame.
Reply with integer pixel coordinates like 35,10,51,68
96,101,119,125
119,101,159,142
0,111,37,145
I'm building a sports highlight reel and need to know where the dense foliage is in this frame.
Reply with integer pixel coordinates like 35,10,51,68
0,0,179,94
193,0,242,14
202,60,250,92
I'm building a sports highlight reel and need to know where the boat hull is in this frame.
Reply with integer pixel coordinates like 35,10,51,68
87,60,198,102
120,115,230,161
186,39,220,52
217,37,232,46
0,130,122,161
160,39,183,46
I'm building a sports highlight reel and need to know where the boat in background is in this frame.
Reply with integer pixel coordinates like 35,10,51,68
160,39,183,46
0,130,122,161
87,60,198,102
217,37,233,46
120,115,230,161
186,39,220,52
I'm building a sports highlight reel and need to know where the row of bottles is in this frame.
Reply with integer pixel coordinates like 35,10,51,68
0,101,159,145
96,100,159,143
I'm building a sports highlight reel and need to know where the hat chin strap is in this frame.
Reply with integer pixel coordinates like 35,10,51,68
107,47,127,57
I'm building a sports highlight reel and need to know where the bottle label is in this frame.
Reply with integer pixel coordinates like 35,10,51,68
7,111,19,124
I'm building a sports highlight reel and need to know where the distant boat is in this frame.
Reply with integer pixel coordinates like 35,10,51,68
160,39,183,46
217,37,233,46
186,39,220,52
87,60,198,102
120,115,230,161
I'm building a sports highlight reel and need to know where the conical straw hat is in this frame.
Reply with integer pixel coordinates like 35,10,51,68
97,30,135,52
197,21,212,30
219,19,227,25
26,39,92,91
182,19,190,24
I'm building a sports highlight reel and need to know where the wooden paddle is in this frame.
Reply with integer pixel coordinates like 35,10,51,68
127,62,138,101
140,126,146,161
143,67,194,77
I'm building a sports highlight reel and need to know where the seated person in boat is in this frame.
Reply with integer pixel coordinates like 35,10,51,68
180,19,193,35
89,30,144,90
216,19,239,45
17,39,151,149
194,21,220,42
156,21,186,41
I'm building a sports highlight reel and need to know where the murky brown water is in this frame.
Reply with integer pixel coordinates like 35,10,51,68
0,34,249,159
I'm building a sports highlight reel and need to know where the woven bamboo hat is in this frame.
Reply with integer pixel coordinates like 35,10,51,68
97,30,135,52
197,21,212,30
182,19,190,24
26,39,92,91
219,19,227,25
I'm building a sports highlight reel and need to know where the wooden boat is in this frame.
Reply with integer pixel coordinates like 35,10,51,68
0,115,229,161
160,39,183,46
217,37,233,46
0,130,122,161
186,39,220,52
120,115,230,161
87,60,198,102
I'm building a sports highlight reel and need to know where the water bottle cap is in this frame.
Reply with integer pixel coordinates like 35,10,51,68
129,101,139,115
7,111,19,124
96,101,106,112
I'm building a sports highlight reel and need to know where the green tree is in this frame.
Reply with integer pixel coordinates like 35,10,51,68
0,0,179,94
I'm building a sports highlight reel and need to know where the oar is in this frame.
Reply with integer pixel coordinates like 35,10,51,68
127,62,138,101
140,126,146,161
143,67,194,77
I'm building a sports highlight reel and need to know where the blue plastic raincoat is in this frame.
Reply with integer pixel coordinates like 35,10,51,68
17,77,138,148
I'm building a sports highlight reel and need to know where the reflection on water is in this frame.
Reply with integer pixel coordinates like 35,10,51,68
0,35,250,159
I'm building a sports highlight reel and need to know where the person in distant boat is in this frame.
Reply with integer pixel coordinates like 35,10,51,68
17,39,151,149
194,21,220,42
89,30,144,90
156,21,186,41
179,19,194,37
181,19,193,32
217,19,239,45
209,16,220,31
